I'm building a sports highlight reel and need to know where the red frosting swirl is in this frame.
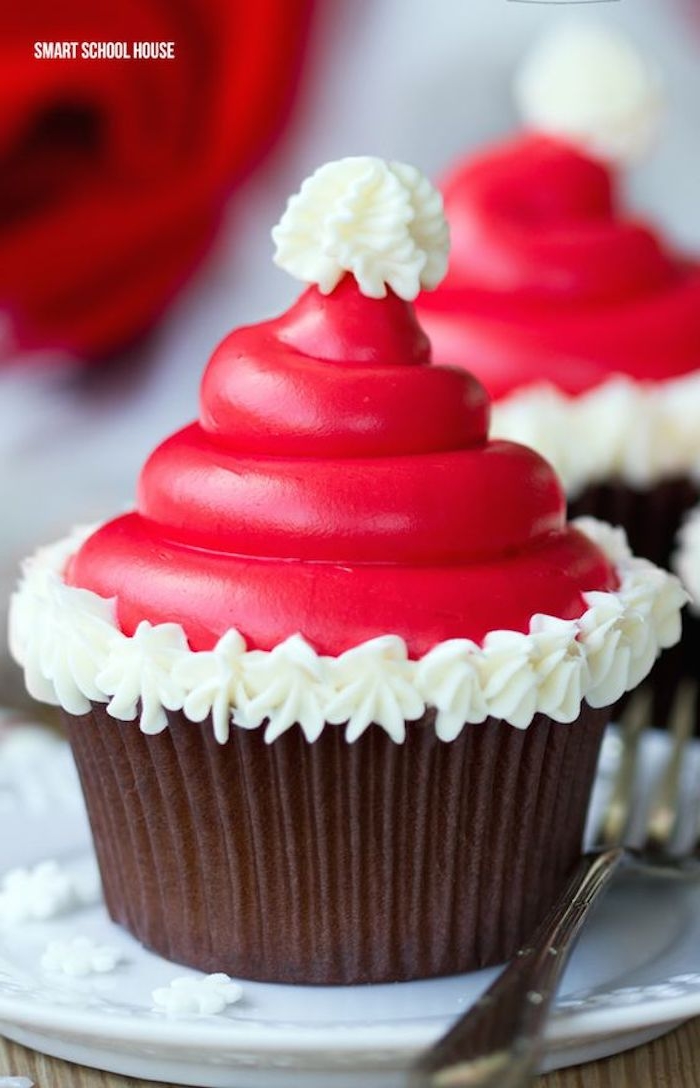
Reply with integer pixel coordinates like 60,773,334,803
417,135,700,399
67,274,616,654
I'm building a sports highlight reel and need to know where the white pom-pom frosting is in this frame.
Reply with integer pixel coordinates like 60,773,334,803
514,23,664,164
271,156,449,300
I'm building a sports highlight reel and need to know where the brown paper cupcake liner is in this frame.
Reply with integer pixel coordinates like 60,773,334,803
64,704,607,985
638,613,700,734
570,476,699,570
570,476,700,731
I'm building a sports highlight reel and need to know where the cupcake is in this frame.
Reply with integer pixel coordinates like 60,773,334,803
677,507,700,610
417,26,700,724
674,505,700,728
9,157,685,985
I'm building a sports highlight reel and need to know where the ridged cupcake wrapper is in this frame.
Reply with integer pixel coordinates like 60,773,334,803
570,477,699,570
637,612,700,734
65,705,608,985
571,477,700,731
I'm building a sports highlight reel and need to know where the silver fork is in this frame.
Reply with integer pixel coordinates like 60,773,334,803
409,686,699,1088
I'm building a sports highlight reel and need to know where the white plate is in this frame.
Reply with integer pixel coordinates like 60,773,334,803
0,722,699,1088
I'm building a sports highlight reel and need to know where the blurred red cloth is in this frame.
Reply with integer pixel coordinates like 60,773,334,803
1,2,312,361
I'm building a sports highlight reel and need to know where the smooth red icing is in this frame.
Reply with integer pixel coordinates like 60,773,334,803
417,135,700,400
67,274,616,654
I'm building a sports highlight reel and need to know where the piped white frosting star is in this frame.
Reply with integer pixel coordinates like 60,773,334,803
325,636,424,743
8,543,116,716
173,631,249,743
415,640,487,741
580,562,685,707
96,620,190,734
236,634,330,743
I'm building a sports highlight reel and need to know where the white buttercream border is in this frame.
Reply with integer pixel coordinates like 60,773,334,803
675,505,700,616
491,372,700,497
8,519,686,743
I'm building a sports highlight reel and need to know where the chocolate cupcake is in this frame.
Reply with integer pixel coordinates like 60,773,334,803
9,157,685,984
673,505,700,730
417,26,700,724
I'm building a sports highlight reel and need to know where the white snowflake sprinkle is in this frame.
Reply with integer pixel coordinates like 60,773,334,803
0,861,81,924
152,973,243,1016
41,936,123,977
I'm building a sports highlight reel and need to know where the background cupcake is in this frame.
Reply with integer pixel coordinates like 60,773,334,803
677,507,700,609
674,504,700,728
10,158,685,985
417,25,700,726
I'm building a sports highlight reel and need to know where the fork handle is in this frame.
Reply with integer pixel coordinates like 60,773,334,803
410,846,626,1088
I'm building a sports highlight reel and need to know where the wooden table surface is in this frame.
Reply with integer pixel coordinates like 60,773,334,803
1,1019,699,1087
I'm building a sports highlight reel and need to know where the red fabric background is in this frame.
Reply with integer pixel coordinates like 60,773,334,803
1,2,312,361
